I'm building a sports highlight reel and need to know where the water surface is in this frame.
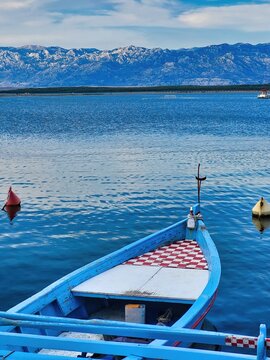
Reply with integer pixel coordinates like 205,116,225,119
0,92,270,336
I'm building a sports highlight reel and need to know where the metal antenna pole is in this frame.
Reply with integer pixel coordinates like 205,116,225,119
195,163,206,205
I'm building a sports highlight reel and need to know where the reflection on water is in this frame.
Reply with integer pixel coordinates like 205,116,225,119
1,93,270,337
2,205,21,224
252,216,270,233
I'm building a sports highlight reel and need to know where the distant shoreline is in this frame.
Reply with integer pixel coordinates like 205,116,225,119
0,85,268,96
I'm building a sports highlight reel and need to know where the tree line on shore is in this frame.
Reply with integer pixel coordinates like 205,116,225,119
0,84,269,94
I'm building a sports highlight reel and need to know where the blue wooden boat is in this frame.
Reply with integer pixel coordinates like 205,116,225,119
0,203,223,359
1,200,269,360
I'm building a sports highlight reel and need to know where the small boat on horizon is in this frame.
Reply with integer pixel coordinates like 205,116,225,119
257,88,270,99
163,94,177,99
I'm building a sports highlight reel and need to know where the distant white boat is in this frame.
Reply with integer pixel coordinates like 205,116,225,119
164,94,177,99
257,88,270,99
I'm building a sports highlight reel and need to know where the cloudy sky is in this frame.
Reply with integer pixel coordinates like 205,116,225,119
1,0,270,49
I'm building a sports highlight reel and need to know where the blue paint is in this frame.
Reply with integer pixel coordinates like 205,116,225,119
0,203,221,357
0,330,263,359
257,324,267,360
0,314,255,346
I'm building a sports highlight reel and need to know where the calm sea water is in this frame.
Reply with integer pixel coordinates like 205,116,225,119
1,92,270,337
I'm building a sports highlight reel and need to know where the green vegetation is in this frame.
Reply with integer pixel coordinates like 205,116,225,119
0,84,269,95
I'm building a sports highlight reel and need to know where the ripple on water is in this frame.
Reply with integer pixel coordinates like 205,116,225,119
1,93,270,335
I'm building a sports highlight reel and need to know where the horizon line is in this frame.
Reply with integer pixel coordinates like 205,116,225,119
1,42,270,52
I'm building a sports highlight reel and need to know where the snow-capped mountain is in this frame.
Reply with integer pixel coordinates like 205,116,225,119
0,43,270,87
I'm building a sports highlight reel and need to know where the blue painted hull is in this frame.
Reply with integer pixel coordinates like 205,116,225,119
0,204,222,359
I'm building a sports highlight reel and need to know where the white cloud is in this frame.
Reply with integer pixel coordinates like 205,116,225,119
59,0,184,28
0,0,185,48
0,0,270,48
0,20,149,49
178,3,270,32
0,0,36,10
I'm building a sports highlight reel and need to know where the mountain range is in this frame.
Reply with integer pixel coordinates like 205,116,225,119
0,43,270,87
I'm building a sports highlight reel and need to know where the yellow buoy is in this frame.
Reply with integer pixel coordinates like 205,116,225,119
252,197,270,217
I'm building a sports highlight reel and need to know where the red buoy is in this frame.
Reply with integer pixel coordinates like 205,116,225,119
5,186,21,206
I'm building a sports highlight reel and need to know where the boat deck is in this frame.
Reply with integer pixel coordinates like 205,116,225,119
72,240,209,302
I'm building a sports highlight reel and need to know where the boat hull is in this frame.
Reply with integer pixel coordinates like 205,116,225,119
0,204,221,357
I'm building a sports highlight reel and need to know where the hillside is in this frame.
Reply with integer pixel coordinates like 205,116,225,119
1,43,270,87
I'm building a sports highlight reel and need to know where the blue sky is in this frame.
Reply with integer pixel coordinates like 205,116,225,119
1,0,270,49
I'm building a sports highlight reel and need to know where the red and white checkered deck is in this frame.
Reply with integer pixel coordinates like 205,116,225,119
225,335,270,350
225,336,257,349
125,240,208,270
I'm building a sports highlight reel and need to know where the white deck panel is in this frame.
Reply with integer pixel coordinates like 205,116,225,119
72,265,209,301
73,265,159,296
139,267,209,300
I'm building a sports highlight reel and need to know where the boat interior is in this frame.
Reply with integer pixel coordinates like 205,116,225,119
1,217,217,358
37,237,208,357
38,297,191,357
